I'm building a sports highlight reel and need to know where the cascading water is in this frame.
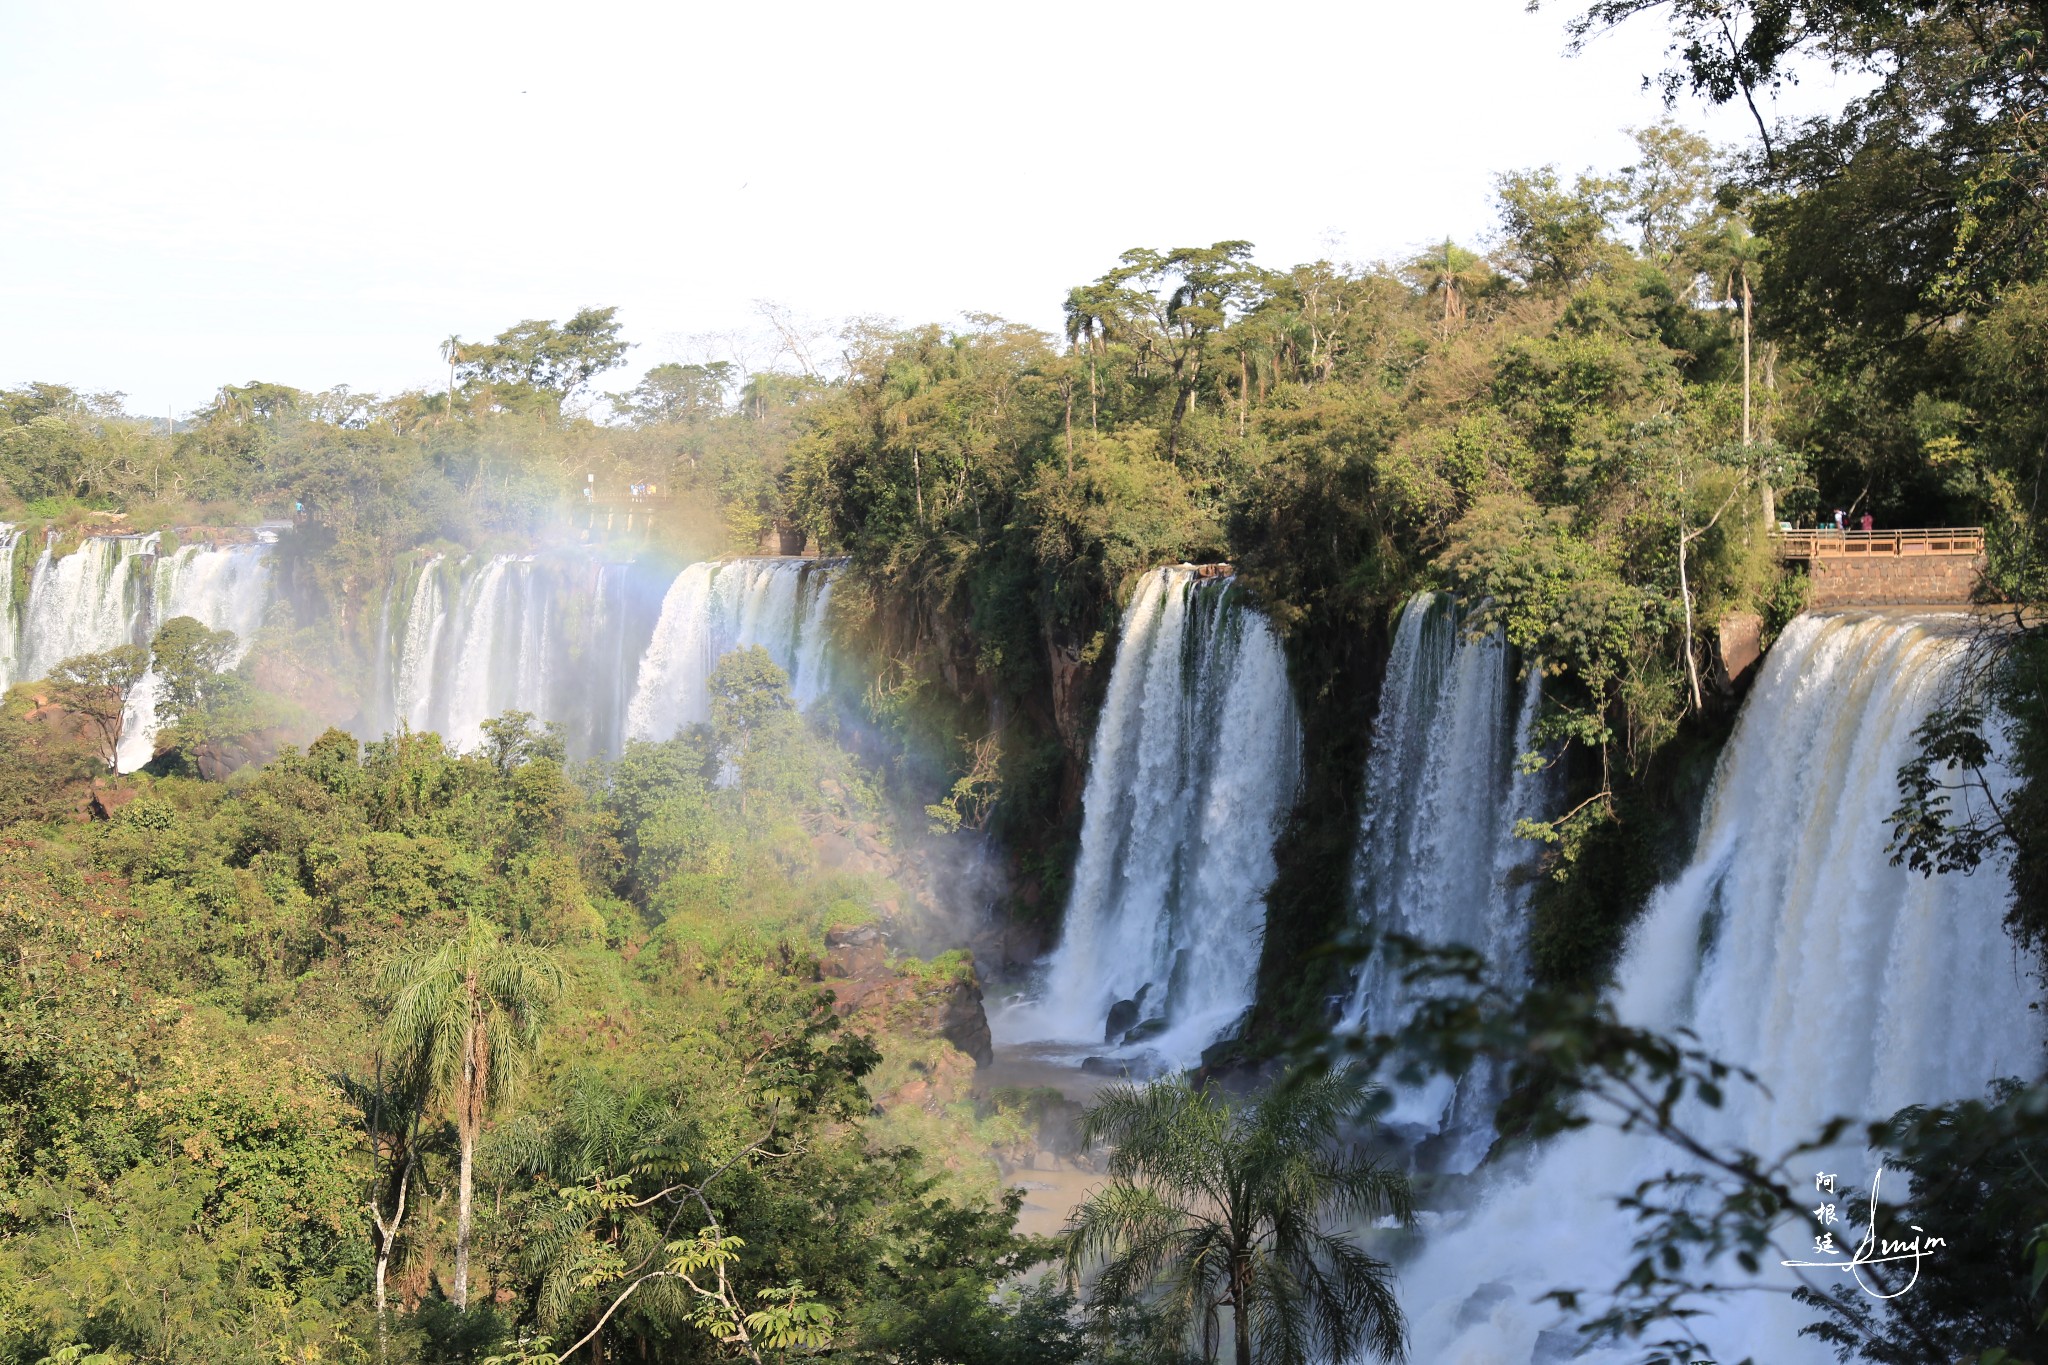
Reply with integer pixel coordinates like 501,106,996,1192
995,566,1300,1071
114,541,274,770
625,557,837,741
9,534,158,687
0,531,273,769
373,554,829,758
1345,591,1548,1159
0,523,21,687
374,552,671,757
385,554,451,734
1403,611,2046,1363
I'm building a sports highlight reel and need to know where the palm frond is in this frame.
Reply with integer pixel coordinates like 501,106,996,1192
1068,1063,1413,1364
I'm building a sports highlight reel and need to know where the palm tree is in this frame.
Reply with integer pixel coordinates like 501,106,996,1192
499,1076,705,1354
1063,284,1119,441
1708,221,1765,446
439,335,466,422
383,918,563,1309
1406,239,1490,335
1063,1068,1412,1365
1700,219,1771,520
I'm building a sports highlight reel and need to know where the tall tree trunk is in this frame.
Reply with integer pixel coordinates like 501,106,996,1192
1064,379,1073,475
1679,515,1704,713
1166,353,1192,465
1232,1278,1251,1365
455,989,482,1309
1088,352,1098,436
375,1247,389,1356
1741,278,1753,450
455,1112,475,1309
372,1157,411,1360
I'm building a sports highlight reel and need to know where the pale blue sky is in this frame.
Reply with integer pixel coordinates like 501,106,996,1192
0,1,1869,416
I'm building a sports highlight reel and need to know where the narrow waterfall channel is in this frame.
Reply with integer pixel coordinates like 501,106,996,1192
1402,610,2047,1363
1346,592,1548,1161
0,523,18,686
994,566,1300,1071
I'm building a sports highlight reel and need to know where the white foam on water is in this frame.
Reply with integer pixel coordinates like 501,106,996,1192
1402,611,2047,1363
994,566,1300,1070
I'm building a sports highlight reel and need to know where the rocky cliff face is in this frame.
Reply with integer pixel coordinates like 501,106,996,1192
820,923,993,1067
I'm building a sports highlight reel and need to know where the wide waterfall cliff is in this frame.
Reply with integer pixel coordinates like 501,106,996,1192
0,530,274,769
3,533,838,768
1346,591,1547,1157
372,553,835,756
1402,610,2045,1363
995,566,1300,1070
371,552,663,756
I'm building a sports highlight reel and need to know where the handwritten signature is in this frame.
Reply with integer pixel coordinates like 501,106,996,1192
1779,1163,1945,1299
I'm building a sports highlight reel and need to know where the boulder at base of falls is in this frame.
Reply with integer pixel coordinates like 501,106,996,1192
936,975,995,1067
1120,1017,1169,1045
1104,997,1140,1042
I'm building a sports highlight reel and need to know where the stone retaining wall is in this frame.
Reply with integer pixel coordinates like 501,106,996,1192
1808,553,1983,607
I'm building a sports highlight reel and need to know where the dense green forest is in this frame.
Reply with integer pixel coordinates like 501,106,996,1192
4,0,2048,1359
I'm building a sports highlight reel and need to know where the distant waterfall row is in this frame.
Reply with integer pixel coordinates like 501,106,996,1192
1400,612,2044,1362
371,553,837,756
996,566,1301,1070
0,529,272,769
0,529,838,767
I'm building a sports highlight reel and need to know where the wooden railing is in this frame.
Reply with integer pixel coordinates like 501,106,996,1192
1771,527,1984,559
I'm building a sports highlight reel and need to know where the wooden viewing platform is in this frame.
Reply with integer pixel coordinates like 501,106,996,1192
1771,527,1984,559
1770,528,1986,607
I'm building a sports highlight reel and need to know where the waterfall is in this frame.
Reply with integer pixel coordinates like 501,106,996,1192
1345,592,1548,1158
0,532,273,768
371,554,825,758
388,554,452,733
996,566,1300,1071
372,552,671,757
440,556,531,753
0,523,20,688
9,534,157,686
1403,611,2046,1363
624,557,837,741
114,541,274,770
